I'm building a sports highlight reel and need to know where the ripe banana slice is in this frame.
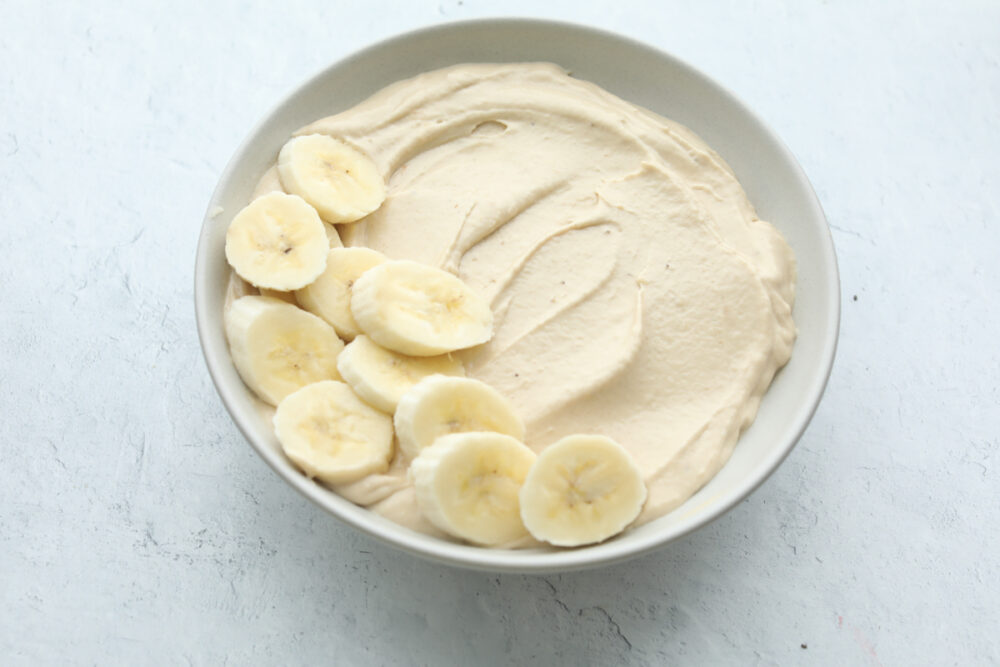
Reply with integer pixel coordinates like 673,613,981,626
224,295,344,406
394,375,524,460
351,260,494,356
274,380,394,485
277,134,386,224
295,247,387,340
337,335,465,414
224,191,329,291
409,432,536,546
519,435,647,547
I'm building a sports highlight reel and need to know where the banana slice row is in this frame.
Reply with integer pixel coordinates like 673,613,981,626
221,132,648,548
402,397,646,546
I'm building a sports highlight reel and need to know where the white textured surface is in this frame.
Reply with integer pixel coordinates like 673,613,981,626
2,1,998,664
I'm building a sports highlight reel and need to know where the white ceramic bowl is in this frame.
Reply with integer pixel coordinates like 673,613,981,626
194,19,839,573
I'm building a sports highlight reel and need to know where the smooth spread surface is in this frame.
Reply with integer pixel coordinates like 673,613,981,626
281,63,797,537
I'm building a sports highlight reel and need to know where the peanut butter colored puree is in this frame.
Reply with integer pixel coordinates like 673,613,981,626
254,63,797,545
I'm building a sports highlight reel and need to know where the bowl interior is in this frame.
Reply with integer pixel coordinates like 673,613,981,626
195,18,839,573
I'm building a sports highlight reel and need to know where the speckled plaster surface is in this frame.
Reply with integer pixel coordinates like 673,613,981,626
1,1,998,664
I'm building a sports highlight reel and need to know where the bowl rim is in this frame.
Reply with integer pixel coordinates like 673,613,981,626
194,16,840,574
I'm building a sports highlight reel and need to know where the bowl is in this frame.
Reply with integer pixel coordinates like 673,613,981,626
194,18,840,573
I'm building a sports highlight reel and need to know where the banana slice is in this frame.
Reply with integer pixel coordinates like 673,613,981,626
277,134,386,224
337,335,465,414
351,260,494,356
519,435,647,547
295,247,387,340
274,380,394,485
224,191,329,291
394,375,524,460
409,432,536,546
224,295,344,406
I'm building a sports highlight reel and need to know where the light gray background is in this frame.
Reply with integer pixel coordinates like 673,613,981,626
2,1,997,665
